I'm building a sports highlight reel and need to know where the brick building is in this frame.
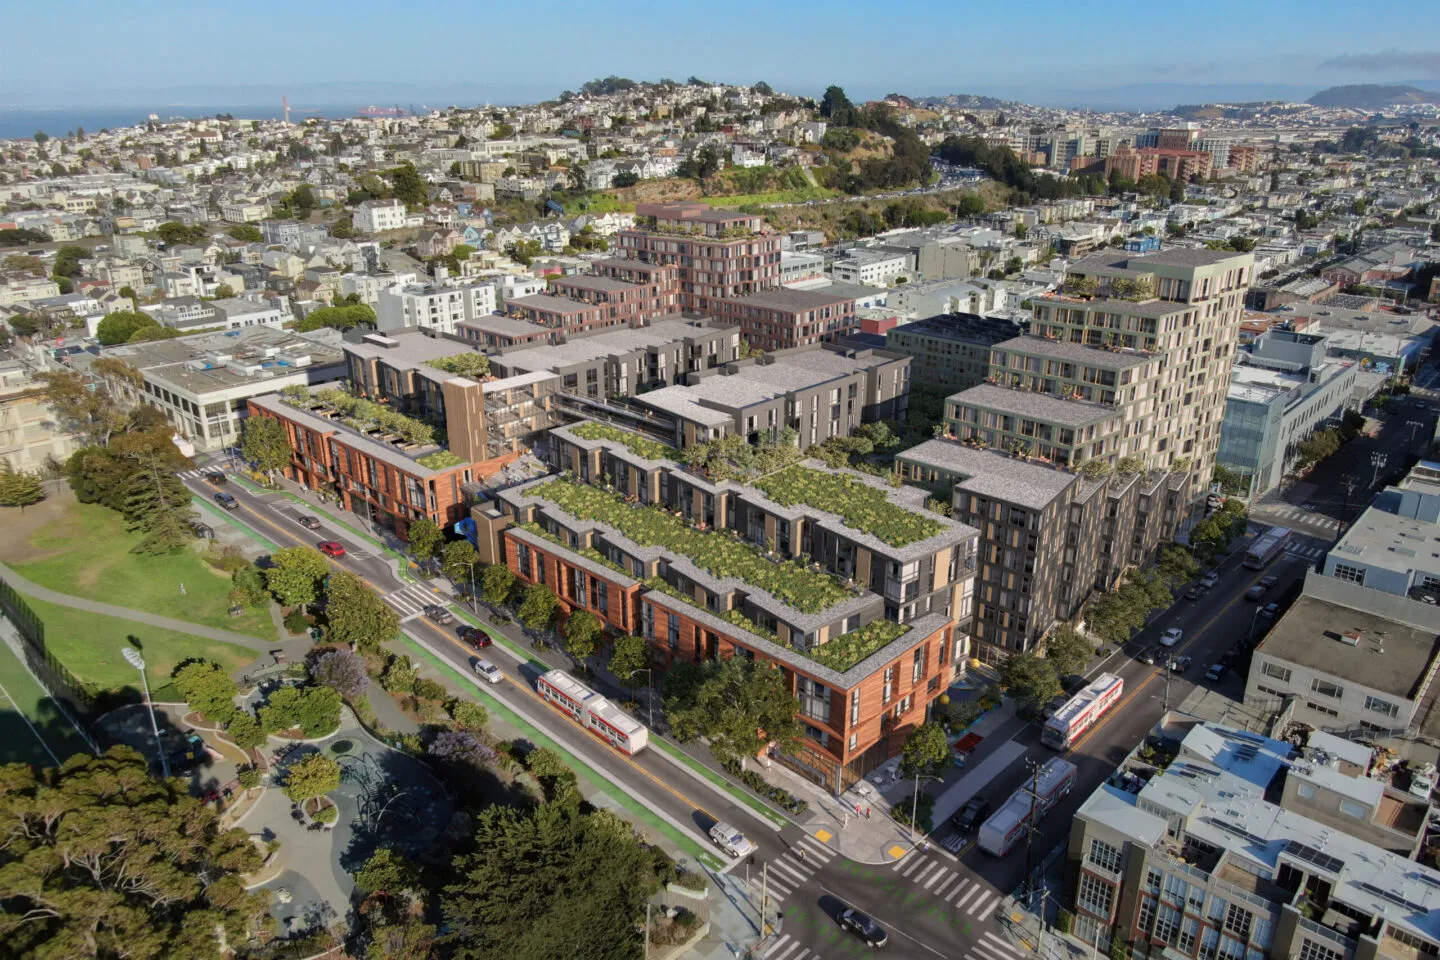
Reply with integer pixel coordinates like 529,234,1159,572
710,287,860,352
617,202,782,313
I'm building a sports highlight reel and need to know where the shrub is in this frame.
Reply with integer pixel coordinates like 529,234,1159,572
226,714,267,750
237,767,262,790
284,610,311,634
449,699,489,729
381,657,418,694
722,760,809,815
412,678,448,702
312,805,339,825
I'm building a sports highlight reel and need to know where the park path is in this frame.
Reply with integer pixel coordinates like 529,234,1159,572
0,561,289,655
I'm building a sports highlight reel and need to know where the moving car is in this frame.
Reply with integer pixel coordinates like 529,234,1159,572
1185,586,1204,601
1167,655,1193,673
1258,575,1278,590
213,492,239,511
472,659,503,684
839,908,889,948
297,515,322,530
1199,572,1221,589
1206,664,1226,681
318,541,345,558
1137,646,1159,665
1245,584,1267,601
1160,627,1184,647
950,796,991,832
461,627,493,649
707,821,755,858
1259,602,1281,620
204,471,226,485
424,604,454,626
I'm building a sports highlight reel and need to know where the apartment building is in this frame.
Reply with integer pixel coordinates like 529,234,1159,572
616,202,781,313
376,279,498,337
0,360,85,472
710,287,860,352
456,315,556,350
884,314,1026,393
78,326,348,452
1066,717,1440,960
506,294,633,337
471,425,978,791
897,438,1189,660
210,298,289,331
354,198,408,234
1320,463,1440,602
634,343,910,450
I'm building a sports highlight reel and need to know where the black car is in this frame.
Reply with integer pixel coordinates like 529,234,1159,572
950,796,991,832
213,492,239,511
839,908,888,948
204,471,227,485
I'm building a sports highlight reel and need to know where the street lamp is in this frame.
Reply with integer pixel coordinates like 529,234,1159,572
908,771,945,842
627,667,654,729
1370,452,1388,488
122,646,170,779
1406,419,1424,449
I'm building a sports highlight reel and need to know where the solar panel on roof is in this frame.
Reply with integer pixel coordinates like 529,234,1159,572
1284,839,1344,875
1356,881,1427,914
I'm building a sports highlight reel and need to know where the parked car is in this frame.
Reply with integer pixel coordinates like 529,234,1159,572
213,492,239,511
1199,572,1221,589
1160,627,1184,647
424,604,454,625
297,515,322,530
1259,602,1281,620
1206,664,1226,681
950,796,991,832
472,659,503,684
1245,584,1267,601
708,821,755,858
839,908,889,948
318,541,345,558
1258,575,1278,590
1167,655,1193,673
204,471,226,485
461,627,493,649
1185,586,1204,601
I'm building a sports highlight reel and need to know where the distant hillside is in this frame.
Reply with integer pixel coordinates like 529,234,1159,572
1307,84,1440,108
915,93,1021,112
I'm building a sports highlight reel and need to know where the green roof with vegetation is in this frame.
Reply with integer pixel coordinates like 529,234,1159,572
754,465,943,548
805,619,909,671
284,386,437,448
519,522,632,579
425,353,491,378
415,449,466,470
569,422,674,461
530,479,850,613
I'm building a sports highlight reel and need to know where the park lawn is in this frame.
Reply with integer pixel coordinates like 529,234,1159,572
10,499,275,640
0,640,94,767
21,595,255,702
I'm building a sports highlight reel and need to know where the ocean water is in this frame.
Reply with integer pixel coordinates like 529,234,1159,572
0,104,366,140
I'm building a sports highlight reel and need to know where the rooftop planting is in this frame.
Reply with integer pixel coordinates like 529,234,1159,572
570,422,674,462
754,466,943,548
531,479,850,613
520,522,631,579
805,619,909,671
426,353,491,378
292,387,437,448
416,449,466,470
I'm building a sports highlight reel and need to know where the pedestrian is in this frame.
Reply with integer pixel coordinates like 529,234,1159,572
865,806,871,820
922,838,930,853
179,582,186,595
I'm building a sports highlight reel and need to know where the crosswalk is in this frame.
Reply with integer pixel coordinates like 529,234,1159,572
1285,543,1326,560
177,468,215,481
1266,506,1341,530
756,920,1023,960
383,583,443,620
964,931,1028,960
892,853,1003,921
748,834,833,903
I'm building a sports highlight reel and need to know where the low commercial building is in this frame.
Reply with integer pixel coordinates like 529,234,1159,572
210,298,289,331
471,426,978,791
831,249,910,287
1066,716,1440,960
633,343,910,449
883,314,1026,393
780,251,825,285
1320,464,1440,602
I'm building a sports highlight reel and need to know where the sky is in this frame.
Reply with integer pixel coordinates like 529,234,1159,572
4,0,1440,111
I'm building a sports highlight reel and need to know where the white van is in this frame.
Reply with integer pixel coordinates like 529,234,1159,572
708,821,755,858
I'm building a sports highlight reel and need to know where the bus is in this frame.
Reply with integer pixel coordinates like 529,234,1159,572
537,669,649,756
1244,526,1291,569
977,758,1077,857
1041,673,1124,750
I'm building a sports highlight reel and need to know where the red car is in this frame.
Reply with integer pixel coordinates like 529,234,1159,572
318,541,345,558
461,628,492,649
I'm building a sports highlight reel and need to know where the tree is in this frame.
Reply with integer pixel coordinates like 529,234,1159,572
322,569,401,653
281,753,342,803
0,746,269,959
449,699,489,730
171,659,239,723
313,648,370,697
481,563,517,606
819,85,856,126
212,283,235,299
1043,626,1093,678
406,517,443,567
441,803,657,960
517,583,559,631
122,453,197,554
155,221,209,246
96,309,161,345
226,714,267,750
52,245,87,278
441,540,479,589
563,610,604,665
264,545,330,606
666,657,802,771
227,223,263,242
1211,464,1247,496
261,685,342,737
354,846,423,896
295,303,375,332
1156,546,1200,589
898,722,950,780
0,460,45,509
289,183,316,215
387,162,430,208
240,415,292,480
608,634,649,700
117,284,138,307
613,170,640,188
488,122,516,141
997,652,1062,710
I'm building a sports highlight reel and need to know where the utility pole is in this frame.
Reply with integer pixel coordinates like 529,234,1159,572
760,861,768,943
1021,758,1043,907
1406,419,1424,449
644,902,650,960
1371,452,1388,488
1036,886,1051,960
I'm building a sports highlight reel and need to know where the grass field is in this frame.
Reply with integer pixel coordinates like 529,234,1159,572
8,499,276,640
21,594,255,703
0,640,93,768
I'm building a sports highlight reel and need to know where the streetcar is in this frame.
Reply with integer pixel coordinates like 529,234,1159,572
536,669,649,756
1041,673,1124,750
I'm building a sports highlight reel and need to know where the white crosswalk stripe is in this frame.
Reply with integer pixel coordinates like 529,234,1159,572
769,857,808,884
760,937,792,959
913,862,940,885
972,942,1015,960
900,855,926,877
967,891,996,918
924,865,949,890
382,584,438,619
933,873,959,897
982,932,1024,958
946,878,971,902
955,885,981,910
796,835,833,861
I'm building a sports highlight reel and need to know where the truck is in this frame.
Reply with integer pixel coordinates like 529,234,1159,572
977,757,1077,857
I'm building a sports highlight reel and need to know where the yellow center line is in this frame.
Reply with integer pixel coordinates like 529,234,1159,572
226,489,724,826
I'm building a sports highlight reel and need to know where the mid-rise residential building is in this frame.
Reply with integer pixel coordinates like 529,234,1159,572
897,438,1189,660
0,360,86,472
376,279,498,337
1066,716,1440,960
354,198,408,234
633,343,910,449
709,287,860,352
470,424,978,791
616,202,781,313
781,251,825,285
883,314,1027,393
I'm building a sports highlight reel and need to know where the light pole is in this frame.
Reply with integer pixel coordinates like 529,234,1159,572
122,646,169,779
1370,452,1388,488
627,667,654,729
1406,419,1424,449
909,771,944,842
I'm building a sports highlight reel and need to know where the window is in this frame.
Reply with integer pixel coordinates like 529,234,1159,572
1223,904,1252,942
1332,563,1366,585
1137,896,1157,935
1088,839,1123,874
1298,941,1344,960
897,694,913,715
1144,868,1163,895
912,647,925,683
1365,695,1399,719
1297,782,1316,800
1179,918,1201,954
1339,799,1369,819
798,677,832,724
1311,679,1343,699
1077,874,1115,918
1260,662,1292,683
882,666,894,705
850,689,860,726
1307,701,1339,718
1199,928,1220,960
1154,904,1181,944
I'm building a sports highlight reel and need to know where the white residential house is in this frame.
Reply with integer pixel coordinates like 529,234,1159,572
339,270,420,305
219,199,269,223
375,279,498,336
354,198,408,234
210,298,290,331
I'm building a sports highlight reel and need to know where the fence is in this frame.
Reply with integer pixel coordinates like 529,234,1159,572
0,573,100,749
